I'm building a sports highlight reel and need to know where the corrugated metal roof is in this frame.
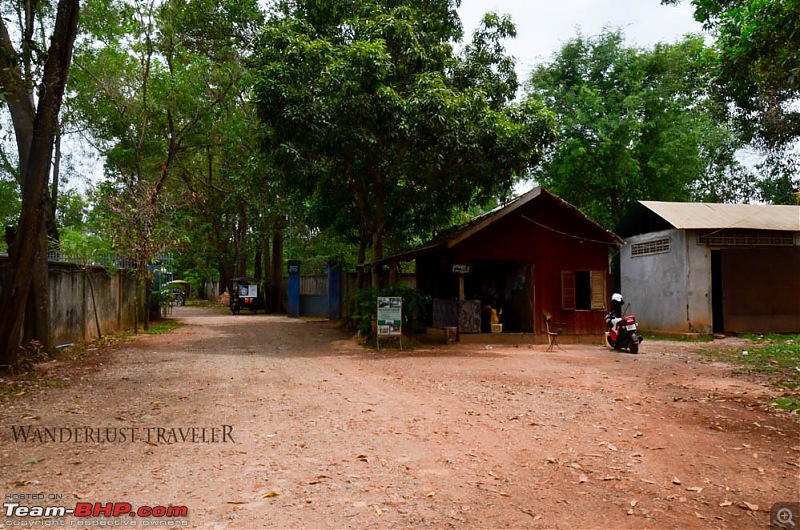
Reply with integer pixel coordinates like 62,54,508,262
640,201,800,231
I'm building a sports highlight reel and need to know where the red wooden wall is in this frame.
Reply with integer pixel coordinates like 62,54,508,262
417,195,614,335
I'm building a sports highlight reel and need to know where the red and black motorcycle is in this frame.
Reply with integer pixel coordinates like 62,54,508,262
605,293,642,354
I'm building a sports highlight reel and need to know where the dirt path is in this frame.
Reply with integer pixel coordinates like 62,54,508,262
1,307,798,529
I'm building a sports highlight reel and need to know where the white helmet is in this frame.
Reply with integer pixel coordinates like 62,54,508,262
611,293,623,303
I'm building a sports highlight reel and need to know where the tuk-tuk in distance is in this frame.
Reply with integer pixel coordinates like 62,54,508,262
229,277,264,314
164,280,191,306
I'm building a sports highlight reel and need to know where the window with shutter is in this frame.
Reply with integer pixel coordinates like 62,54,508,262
590,270,606,310
561,271,576,310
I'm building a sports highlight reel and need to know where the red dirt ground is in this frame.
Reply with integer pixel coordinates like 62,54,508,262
1,306,798,529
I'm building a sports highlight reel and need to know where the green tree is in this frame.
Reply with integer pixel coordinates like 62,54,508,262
255,1,554,287
526,30,751,228
663,0,800,148
70,0,267,302
0,0,80,365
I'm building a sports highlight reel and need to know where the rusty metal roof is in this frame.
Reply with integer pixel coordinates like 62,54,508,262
638,201,800,231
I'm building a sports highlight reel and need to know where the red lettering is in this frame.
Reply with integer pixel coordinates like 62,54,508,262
112,503,132,517
74,503,92,517
94,503,114,517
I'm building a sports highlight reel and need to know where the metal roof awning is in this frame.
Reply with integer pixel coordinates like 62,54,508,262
618,201,800,237
640,201,800,231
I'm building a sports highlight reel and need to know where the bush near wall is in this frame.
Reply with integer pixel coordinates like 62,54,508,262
342,286,430,338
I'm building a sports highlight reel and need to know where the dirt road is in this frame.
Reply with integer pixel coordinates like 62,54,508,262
1,307,798,529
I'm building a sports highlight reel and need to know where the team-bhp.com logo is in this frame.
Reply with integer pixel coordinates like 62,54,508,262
5,501,188,520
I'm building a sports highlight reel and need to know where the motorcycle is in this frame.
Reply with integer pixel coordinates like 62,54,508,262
605,293,642,354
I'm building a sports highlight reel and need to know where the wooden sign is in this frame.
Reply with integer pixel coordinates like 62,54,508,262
451,263,472,275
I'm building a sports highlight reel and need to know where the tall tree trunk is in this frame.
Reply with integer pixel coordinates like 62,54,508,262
49,124,61,244
23,228,52,352
0,0,80,365
218,261,232,298
355,230,368,290
370,184,385,289
370,227,383,289
262,234,271,307
270,226,284,313
254,248,262,281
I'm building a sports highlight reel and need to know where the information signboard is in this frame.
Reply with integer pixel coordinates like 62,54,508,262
377,297,402,337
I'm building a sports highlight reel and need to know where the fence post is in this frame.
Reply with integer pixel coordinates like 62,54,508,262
327,262,341,321
287,260,300,318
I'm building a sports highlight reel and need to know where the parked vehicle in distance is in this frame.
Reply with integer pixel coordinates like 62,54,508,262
228,277,265,314
164,280,191,306
605,293,642,354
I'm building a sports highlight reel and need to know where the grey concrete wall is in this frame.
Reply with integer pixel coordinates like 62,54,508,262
622,229,799,334
685,230,713,333
621,229,693,333
0,258,141,346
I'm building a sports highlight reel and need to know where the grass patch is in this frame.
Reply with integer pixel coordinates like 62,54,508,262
699,334,799,374
0,384,27,396
771,396,800,412
144,320,184,335
699,334,799,411
38,380,69,388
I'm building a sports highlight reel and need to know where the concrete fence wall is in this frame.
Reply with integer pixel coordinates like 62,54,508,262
0,257,141,346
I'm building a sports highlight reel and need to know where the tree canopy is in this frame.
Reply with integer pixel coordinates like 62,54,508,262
255,0,555,286
663,0,800,148
526,30,753,228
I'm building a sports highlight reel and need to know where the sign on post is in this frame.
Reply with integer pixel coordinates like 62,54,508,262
377,297,402,348
451,263,472,275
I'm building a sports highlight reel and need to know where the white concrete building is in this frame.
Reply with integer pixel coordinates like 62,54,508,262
617,201,800,335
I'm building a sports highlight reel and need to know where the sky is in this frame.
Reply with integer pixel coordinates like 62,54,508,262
456,0,706,82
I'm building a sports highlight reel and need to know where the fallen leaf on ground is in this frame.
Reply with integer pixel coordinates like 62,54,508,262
259,492,281,499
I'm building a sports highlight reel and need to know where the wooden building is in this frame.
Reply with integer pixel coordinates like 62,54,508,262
383,187,622,336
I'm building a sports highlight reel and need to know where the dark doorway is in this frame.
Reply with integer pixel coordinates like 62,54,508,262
711,250,724,333
463,260,532,332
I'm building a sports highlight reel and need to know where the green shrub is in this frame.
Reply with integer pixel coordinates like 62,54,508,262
343,286,430,338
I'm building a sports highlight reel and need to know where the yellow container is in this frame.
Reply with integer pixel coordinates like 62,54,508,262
491,324,503,334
